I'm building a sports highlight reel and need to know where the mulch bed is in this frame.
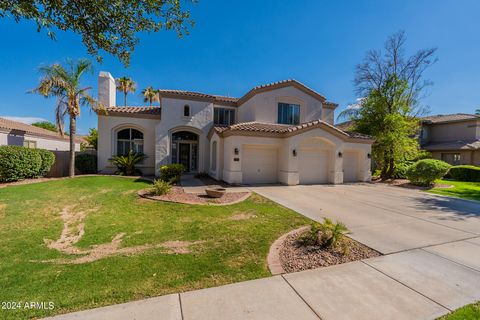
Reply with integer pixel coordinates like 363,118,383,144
138,187,250,205
375,179,453,190
279,231,380,273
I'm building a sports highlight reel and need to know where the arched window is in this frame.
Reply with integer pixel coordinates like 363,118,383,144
116,128,143,155
183,105,190,117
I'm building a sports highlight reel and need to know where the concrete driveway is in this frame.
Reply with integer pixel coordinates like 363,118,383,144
251,183,480,254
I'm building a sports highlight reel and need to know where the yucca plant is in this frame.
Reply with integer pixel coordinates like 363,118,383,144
109,151,146,176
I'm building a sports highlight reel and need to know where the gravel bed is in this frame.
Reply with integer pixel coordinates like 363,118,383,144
279,232,380,273
139,187,250,205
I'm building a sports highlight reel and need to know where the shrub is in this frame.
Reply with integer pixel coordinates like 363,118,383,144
406,159,451,186
109,151,146,176
393,162,412,179
37,149,56,176
298,218,350,249
150,179,172,195
159,163,185,184
0,146,42,182
75,153,97,174
449,165,480,182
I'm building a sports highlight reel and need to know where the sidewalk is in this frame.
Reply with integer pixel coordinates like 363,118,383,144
45,237,480,320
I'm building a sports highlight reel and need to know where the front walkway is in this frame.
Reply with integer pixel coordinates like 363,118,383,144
46,184,480,320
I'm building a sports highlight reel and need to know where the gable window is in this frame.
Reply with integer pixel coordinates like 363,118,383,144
441,153,461,165
278,103,300,125
23,140,37,148
214,108,235,126
183,105,190,117
116,128,143,156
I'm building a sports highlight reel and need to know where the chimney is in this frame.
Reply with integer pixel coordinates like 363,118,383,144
98,71,116,107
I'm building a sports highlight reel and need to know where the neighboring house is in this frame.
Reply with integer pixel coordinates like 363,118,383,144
0,117,81,151
420,113,480,166
96,72,374,185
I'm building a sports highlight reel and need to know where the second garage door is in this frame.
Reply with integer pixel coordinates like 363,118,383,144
343,151,359,182
298,148,329,184
242,146,278,184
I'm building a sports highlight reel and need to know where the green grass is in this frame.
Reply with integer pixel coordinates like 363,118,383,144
0,176,310,319
438,301,480,319
427,180,480,201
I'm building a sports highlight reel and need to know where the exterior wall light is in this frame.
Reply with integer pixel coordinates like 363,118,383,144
367,153,371,159
338,152,343,158
234,147,239,155
292,149,297,157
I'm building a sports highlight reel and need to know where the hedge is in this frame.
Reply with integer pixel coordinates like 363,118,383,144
448,165,480,182
406,159,451,186
0,146,55,182
75,153,97,174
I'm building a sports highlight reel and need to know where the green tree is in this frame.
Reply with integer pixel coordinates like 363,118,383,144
476,108,480,115
339,31,437,180
116,77,136,107
31,58,104,177
142,86,159,106
0,1,193,66
84,128,98,150
32,121,57,132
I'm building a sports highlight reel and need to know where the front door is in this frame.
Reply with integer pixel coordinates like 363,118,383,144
179,143,191,172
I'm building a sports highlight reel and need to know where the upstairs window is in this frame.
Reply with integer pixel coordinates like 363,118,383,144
183,105,190,117
117,128,143,156
214,108,235,126
278,103,300,125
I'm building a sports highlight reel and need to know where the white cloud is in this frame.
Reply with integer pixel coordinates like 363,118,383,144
346,97,365,110
0,116,49,125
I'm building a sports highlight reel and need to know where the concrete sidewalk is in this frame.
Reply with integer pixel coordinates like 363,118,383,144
45,238,480,320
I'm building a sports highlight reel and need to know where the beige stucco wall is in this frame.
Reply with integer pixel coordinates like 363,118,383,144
428,120,480,142
237,86,332,124
97,115,158,175
0,131,80,151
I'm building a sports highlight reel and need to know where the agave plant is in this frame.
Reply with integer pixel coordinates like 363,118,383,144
109,151,146,176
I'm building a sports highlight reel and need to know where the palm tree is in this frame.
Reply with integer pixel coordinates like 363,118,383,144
116,76,136,106
476,108,480,115
141,86,159,106
31,59,103,177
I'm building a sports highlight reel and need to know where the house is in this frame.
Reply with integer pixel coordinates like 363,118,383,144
420,113,480,166
0,117,81,151
96,72,374,185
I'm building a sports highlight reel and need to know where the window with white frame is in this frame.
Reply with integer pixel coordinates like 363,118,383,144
23,140,37,148
278,102,300,125
441,153,461,165
214,107,235,126
116,128,144,155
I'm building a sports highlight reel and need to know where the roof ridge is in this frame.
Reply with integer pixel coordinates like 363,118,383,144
0,117,83,142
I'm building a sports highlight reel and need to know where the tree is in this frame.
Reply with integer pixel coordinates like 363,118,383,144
31,58,104,177
142,86,159,106
32,121,57,132
116,77,136,107
476,108,480,115
84,128,98,150
0,1,193,66
339,31,438,180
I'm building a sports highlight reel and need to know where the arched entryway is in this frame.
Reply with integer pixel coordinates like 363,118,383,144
171,131,198,172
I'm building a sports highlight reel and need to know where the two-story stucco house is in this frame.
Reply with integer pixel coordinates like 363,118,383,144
420,113,480,166
96,72,374,185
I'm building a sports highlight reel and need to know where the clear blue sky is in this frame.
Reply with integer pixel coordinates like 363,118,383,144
0,0,479,134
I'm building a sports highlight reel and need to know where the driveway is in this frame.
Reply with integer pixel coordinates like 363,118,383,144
251,183,480,254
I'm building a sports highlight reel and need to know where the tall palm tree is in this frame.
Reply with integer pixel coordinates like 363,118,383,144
141,86,159,106
116,76,136,107
476,108,480,115
31,59,103,177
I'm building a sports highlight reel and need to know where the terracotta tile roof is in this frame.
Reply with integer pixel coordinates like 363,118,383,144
0,117,82,143
422,113,480,124
157,90,238,106
422,139,480,151
335,120,354,131
102,106,162,117
214,120,374,141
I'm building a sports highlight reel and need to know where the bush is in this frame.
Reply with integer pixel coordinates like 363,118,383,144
0,146,53,182
298,218,350,249
109,151,146,176
159,163,185,184
150,179,172,195
37,149,56,176
406,159,451,186
75,153,97,174
393,162,412,179
449,165,480,182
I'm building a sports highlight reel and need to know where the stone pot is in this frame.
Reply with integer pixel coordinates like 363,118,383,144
205,187,226,198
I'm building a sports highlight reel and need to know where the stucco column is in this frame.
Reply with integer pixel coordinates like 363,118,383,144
330,145,344,184
222,137,242,184
359,149,372,182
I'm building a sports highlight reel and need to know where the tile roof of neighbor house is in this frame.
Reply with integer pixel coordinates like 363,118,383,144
0,117,83,143
102,106,162,118
422,140,480,151
214,120,374,142
421,113,480,124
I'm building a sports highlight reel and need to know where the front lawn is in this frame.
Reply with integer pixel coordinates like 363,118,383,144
427,180,480,201
0,176,310,319
438,301,480,320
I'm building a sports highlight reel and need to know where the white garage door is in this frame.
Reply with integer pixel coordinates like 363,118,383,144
343,151,359,182
242,146,278,184
299,148,329,184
